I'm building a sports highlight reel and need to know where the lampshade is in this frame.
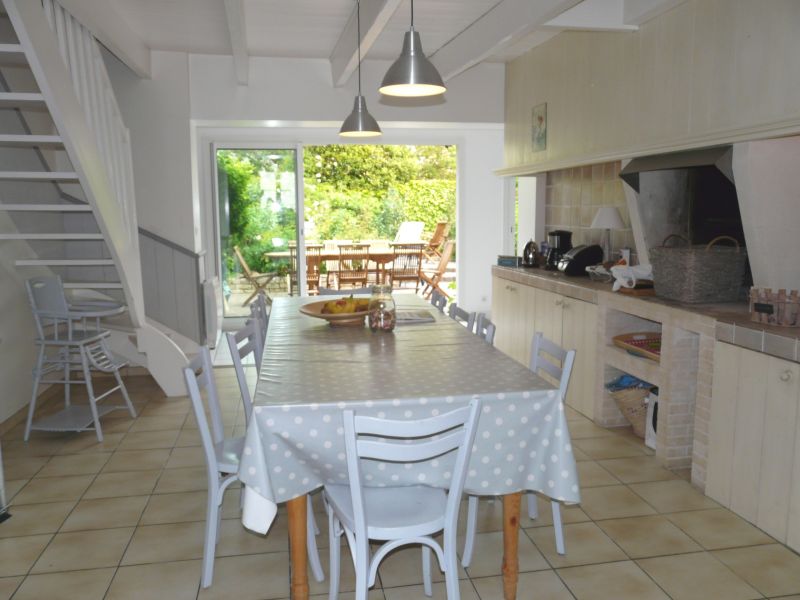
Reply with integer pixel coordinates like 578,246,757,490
379,1,445,97
591,207,625,230
339,0,381,138
339,95,382,137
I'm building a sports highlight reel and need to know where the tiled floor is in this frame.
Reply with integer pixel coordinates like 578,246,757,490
3,370,800,599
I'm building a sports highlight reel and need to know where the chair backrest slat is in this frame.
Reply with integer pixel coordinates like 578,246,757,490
474,313,496,345
356,429,465,462
185,346,225,444
448,302,476,331
234,245,255,279
226,318,263,424
529,331,576,402
430,290,447,312
26,276,71,338
354,404,471,438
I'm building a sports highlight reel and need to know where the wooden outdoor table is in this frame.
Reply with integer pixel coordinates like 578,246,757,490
264,249,396,284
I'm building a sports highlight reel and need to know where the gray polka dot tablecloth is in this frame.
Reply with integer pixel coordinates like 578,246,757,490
239,296,581,534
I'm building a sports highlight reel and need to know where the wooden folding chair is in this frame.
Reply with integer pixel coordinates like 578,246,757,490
423,222,450,260
290,244,323,295
419,240,454,299
336,244,370,289
389,243,425,291
234,246,275,306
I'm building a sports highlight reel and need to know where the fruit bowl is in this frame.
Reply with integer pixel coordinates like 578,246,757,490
299,300,368,327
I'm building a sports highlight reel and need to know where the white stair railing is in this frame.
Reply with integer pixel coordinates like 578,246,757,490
41,0,136,245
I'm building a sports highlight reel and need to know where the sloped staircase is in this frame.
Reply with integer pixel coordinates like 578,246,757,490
0,0,188,395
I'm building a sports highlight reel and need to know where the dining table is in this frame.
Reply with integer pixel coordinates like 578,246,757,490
264,248,400,284
238,295,581,600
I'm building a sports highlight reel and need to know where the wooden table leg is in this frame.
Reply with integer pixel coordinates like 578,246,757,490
287,495,309,600
502,492,521,600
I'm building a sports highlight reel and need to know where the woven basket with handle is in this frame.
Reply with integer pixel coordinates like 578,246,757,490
650,235,747,303
610,387,650,438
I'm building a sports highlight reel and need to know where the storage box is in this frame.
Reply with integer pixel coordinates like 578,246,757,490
497,255,520,267
750,287,800,327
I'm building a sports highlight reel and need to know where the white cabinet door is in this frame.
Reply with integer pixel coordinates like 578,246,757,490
706,342,741,506
562,297,598,418
492,277,528,365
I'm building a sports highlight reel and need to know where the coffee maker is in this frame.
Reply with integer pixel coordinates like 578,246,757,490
545,230,573,270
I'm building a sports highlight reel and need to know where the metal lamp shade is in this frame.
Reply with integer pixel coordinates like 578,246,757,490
339,95,382,138
379,29,445,97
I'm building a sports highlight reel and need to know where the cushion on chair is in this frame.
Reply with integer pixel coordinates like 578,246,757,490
215,436,244,473
324,484,447,540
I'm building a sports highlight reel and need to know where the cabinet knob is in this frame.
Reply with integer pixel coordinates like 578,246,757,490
780,370,793,382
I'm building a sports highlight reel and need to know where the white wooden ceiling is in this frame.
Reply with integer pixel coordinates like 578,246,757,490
86,0,685,82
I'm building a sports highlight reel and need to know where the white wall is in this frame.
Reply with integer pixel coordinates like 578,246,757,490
105,50,507,313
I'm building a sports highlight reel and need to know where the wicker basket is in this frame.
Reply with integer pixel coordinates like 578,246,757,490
650,235,747,304
610,387,650,438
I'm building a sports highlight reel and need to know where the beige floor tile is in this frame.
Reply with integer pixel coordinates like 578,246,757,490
464,530,549,578
106,560,202,600
166,446,206,469
308,543,358,595
713,544,800,598
0,535,52,576
0,577,22,599
122,521,205,565
153,466,208,494
217,517,288,556
128,414,187,432
576,461,620,488
3,437,67,458
629,480,719,513
0,501,74,538
384,579,479,600
523,495,592,528
117,429,180,451
61,496,149,531
527,522,626,568
472,570,574,600
94,418,135,435
3,479,28,501
13,474,94,505
57,433,125,455
578,485,656,520
558,560,669,600
377,543,467,588
667,508,774,550
567,421,619,439
102,448,172,472
770,596,800,599
11,567,115,600
140,490,208,525
637,552,761,600
2,456,48,479
175,428,203,447
83,469,161,499
596,515,702,558
221,487,243,519
572,437,647,460
597,456,678,484
31,527,134,573
197,553,290,600
572,447,592,462
36,452,112,477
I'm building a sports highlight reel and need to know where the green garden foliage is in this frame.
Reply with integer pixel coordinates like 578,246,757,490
218,145,456,278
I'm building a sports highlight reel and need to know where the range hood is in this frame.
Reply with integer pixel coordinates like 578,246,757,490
620,146,734,192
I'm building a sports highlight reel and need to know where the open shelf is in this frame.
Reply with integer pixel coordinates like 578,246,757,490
604,345,662,387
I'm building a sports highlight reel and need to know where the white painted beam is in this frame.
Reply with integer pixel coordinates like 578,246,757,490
623,0,687,25
56,0,151,78
430,0,584,82
543,0,638,32
223,0,249,86
330,0,402,88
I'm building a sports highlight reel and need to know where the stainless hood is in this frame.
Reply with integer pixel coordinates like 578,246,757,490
620,146,734,192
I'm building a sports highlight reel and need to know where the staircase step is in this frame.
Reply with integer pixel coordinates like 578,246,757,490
0,171,78,181
0,44,24,54
63,282,123,290
0,232,103,240
0,134,62,147
15,259,115,267
0,92,46,108
0,203,91,212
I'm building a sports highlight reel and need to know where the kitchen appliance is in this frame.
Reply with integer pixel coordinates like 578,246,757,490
522,239,540,267
557,244,603,276
545,230,573,270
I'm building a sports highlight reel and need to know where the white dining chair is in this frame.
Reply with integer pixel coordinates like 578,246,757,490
462,332,575,566
184,346,324,587
447,303,476,331
324,399,482,600
474,313,496,345
225,318,264,424
249,292,269,343
429,290,447,312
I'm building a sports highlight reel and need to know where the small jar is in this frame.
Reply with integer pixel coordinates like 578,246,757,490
368,284,396,332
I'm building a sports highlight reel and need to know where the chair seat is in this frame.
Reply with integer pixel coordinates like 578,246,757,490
325,484,447,540
216,436,244,473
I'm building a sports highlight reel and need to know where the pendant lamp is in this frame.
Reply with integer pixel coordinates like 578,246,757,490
340,0,381,137
379,0,445,97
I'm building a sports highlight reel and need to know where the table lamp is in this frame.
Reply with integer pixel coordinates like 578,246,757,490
591,207,625,261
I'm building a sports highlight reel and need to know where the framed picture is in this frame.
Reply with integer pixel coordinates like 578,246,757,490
531,102,547,152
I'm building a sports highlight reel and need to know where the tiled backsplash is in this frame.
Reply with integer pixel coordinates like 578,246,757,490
544,161,637,262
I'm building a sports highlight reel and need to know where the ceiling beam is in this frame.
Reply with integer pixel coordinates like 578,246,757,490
56,0,150,78
430,0,584,82
329,0,402,88
543,0,638,32
223,0,249,86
